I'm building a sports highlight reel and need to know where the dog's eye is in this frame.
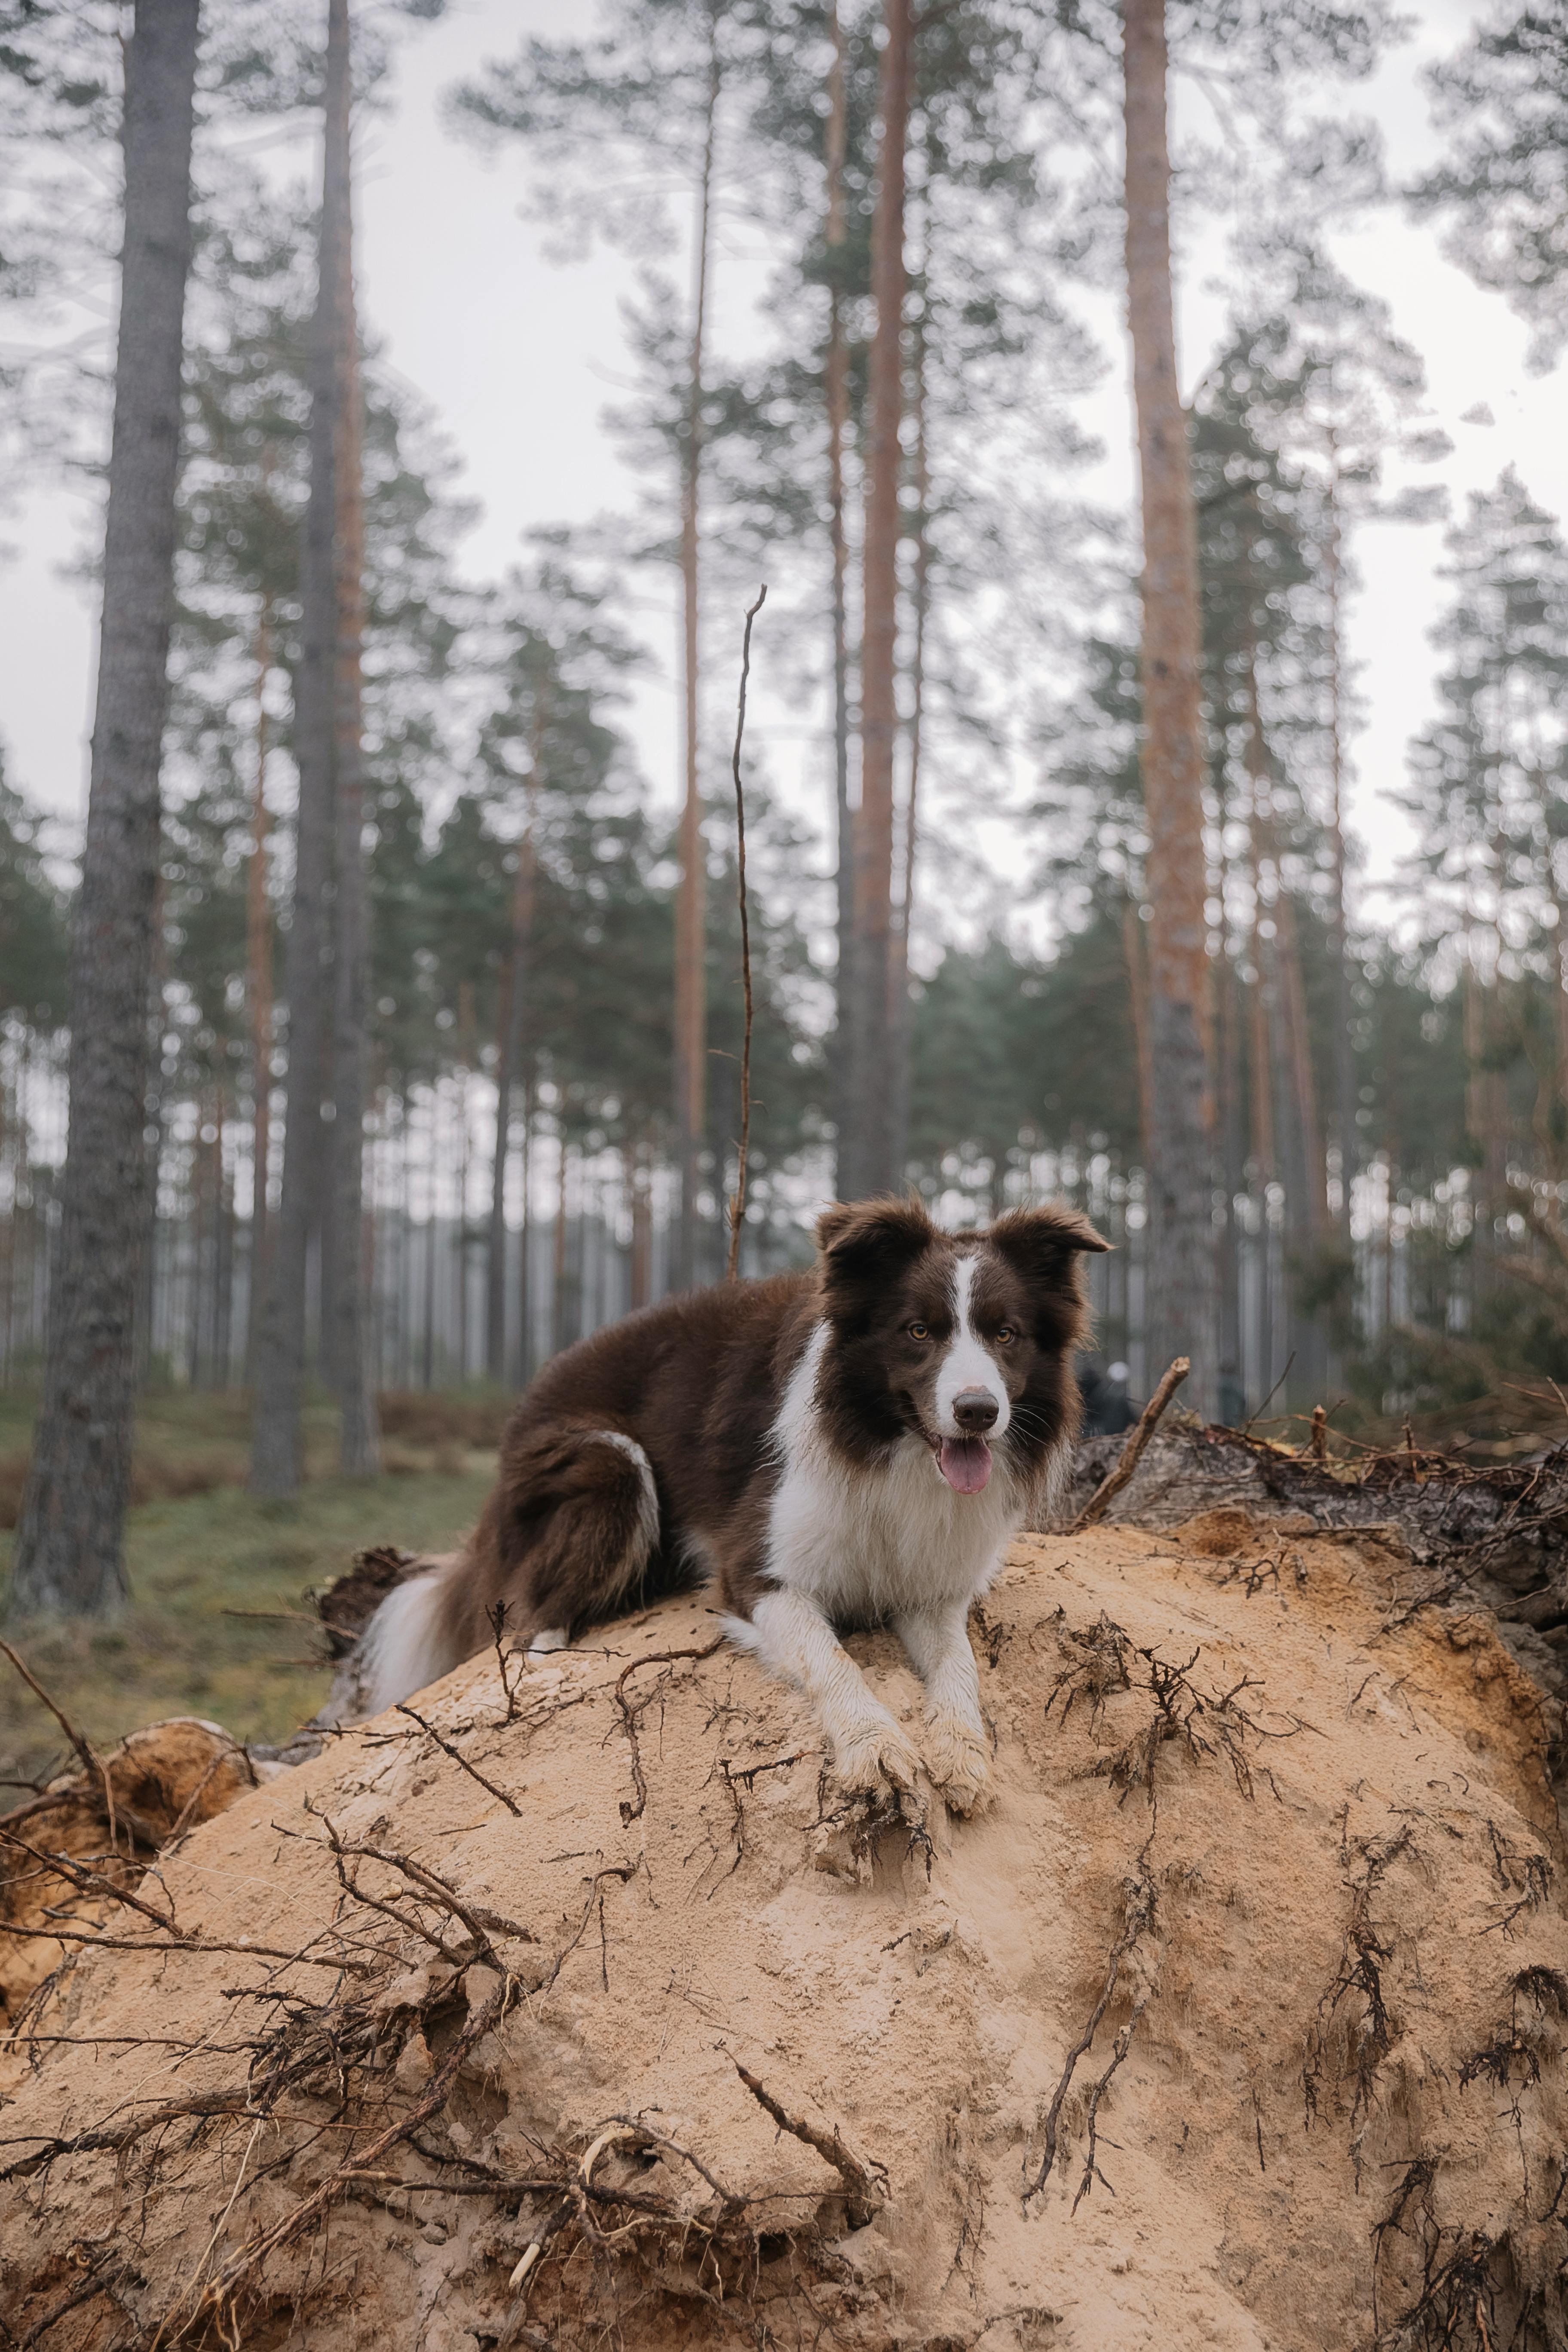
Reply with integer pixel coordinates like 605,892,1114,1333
996,1325,1017,1344
907,1321,929,1341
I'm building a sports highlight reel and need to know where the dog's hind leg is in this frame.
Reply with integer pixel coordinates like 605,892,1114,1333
495,1426,661,1647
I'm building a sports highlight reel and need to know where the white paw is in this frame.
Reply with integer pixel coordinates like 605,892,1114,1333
832,1712,924,1798
923,1710,993,1816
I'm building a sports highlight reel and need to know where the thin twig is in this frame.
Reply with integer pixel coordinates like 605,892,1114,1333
489,1599,526,1721
613,1638,727,1825
394,1704,521,1816
0,1918,371,1974
1242,1349,1296,1437
0,1638,119,1855
194,1967,522,2313
1070,1357,1189,1531
726,581,766,1282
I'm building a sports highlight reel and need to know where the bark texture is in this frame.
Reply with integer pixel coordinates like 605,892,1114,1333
325,8,379,1479
248,0,350,1495
8,0,200,1617
843,0,911,1203
1123,0,1219,1411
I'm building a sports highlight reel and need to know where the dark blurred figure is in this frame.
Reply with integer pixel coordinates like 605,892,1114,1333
1077,1353,1136,1436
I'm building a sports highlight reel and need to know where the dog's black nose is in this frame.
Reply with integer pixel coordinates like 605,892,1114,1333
953,1387,999,1433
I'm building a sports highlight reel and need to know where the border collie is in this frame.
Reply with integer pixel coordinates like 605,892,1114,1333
345,1195,1106,1813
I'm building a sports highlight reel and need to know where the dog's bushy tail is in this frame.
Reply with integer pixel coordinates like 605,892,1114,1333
320,1553,467,1724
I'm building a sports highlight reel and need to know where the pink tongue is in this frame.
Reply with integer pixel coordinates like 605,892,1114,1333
938,1435,992,1494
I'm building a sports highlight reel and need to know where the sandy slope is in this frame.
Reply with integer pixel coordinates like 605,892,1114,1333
1,1513,1564,2350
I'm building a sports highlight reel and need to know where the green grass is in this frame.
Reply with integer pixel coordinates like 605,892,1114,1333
0,1429,495,1790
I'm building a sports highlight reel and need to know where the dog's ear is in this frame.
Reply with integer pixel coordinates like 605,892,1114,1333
816,1195,936,1289
986,1203,1110,1286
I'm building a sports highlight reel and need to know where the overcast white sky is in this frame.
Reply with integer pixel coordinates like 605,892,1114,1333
1,0,1561,941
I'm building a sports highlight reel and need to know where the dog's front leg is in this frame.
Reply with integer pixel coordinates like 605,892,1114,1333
894,1602,992,1815
746,1588,922,1796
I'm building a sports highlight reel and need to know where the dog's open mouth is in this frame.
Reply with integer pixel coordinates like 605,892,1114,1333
937,1435,992,1494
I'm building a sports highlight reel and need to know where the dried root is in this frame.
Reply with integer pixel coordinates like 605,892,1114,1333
1304,1824,1414,2127
1024,1846,1160,2211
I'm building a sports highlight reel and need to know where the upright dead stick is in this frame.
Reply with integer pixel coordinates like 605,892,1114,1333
1069,1356,1190,1532
726,583,766,1281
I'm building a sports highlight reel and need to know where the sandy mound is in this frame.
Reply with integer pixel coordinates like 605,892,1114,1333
2,1519,1565,2350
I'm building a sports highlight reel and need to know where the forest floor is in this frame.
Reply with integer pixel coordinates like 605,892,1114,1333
0,1391,496,1787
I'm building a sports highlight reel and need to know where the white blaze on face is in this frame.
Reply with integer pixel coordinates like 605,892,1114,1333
934,1252,1010,1440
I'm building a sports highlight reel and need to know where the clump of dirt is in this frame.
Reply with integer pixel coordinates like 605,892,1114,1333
0,1716,273,2023
312,1545,425,1659
1,1523,1565,2350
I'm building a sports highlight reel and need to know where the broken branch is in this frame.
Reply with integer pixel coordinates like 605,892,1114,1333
1070,1356,1190,1531
733,2055,883,2228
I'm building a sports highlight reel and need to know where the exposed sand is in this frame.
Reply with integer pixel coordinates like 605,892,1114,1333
1,1513,1564,2349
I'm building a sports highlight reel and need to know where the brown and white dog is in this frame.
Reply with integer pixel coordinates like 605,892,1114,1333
346,1194,1106,1811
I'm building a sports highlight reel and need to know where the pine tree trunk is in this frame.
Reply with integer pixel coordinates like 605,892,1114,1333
245,600,274,1382
551,1137,570,1359
1324,459,1356,1237
1121,895,1155,1152
1554,881,1568,1174
9,0,199,1618
486,721,540,1381
844,0,911,1203
422,1091,438,1390
825,0,855,1185
888,306,928,1180
672,28,720,1288
518,1082,533,1381
630,1135,652,1309
1122,0,1218,1409
1274,890,1325,1234
455,984,473,1381
324,0,378,1477
214,1096,234,1386
1217,951,1245,1421
1244,646,1324,1244
249,1,349,1494
1247,795,1278,1403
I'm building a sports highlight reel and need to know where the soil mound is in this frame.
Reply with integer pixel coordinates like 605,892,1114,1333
1,1521,1565,2350
1055,1421,1568,1727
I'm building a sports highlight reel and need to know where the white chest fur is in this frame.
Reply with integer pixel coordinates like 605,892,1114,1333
764,1323,1026,1624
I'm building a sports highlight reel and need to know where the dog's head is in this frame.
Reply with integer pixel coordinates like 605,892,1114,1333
813,1196,1109,1490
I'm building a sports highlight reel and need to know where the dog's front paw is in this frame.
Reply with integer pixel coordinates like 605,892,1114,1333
923,1711,993,1816
832,1713,924,1799
812,1727,928,1883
